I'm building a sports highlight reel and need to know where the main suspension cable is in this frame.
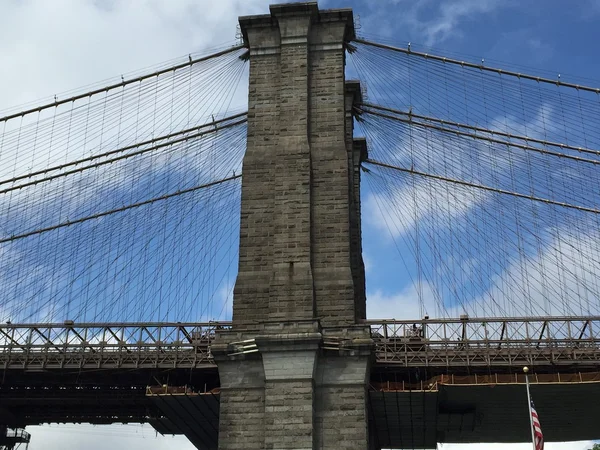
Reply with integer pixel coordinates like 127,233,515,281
365,159,600,214
0,45,246,123
353,39,600,94
0,112,247,187
0,174,242,244
359,102,600,157
359,108,600,166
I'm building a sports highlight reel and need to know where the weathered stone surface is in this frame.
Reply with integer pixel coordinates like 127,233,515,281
216,3,373,449
232,1,363,329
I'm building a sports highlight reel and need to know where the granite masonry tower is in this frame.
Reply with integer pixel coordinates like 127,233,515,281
213,2,373,449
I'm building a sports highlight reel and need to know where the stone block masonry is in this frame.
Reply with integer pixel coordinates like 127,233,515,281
214,2,374,449
232,1,366,328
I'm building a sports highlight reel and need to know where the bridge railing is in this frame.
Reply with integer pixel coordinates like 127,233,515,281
3,428,31,442
365,317,600,367
2,317,599,370
0,322,231,370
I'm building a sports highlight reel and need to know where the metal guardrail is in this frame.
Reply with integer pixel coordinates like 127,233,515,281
3,428,31,442
1,317,599,370
367,317,600,367
0,322,230,370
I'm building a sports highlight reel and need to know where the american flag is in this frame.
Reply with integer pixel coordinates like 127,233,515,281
531,400,544,450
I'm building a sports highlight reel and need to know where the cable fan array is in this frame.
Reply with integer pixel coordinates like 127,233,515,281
0,44,248,324
3,33,599,324
350,38,600,318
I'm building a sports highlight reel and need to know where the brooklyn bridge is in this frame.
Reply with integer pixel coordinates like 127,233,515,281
1,2,600,449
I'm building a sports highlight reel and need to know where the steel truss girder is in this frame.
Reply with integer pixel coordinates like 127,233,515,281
368,316,600,368
1,317,599,370
0,322,227,371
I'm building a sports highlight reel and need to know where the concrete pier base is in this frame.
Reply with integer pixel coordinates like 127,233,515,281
214,322,372,449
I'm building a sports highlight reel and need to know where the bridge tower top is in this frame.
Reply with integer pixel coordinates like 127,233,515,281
232,1,367,330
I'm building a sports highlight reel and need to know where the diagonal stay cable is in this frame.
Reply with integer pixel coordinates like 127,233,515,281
358,108,600,166
0,174,241,244
0,112,247,187
0,45,246,123
365,159,600,214
353,39,600,94
359,102,600,157
0,118,247,195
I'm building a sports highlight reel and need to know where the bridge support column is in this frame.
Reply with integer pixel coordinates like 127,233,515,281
314,346,372,448
258,328,321,449
214,357,266,449
215,2,372,449
214,323,372,449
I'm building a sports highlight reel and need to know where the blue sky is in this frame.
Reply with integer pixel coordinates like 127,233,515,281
343,0,600,321
342,0,600,77
1,0,600,449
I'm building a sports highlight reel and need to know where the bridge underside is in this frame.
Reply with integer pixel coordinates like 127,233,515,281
2,367,599,448
0,367,220,437
370,382,600,448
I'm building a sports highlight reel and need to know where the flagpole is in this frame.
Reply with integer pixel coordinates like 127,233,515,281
524,366,536,450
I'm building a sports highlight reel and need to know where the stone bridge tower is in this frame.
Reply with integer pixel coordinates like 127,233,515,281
213,3,372,449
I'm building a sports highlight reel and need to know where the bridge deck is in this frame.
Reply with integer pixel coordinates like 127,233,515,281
370,382,600,447
2,318,600,446
1,317,599,370
4,380,598,448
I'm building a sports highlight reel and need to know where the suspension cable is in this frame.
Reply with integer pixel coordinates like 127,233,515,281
365,158,600,214
359,108,600,166
0,113,247,187
0,45,246,123
0,118,247,196
353,39,600,94
0,174,242,244
359,102,600,157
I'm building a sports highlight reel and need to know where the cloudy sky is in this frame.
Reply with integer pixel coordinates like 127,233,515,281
2,0,600,449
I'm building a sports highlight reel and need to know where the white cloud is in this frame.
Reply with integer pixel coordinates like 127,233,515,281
0,0,254,216
0,2,261,446
363,252,373,274
27,424,196,450
367,281,441,320
364,175,485,239
29,425,596,450
362,101,558,244
0,0,269,109
471,223,600,317
2,2,596,450
359,0,508,46
488,104,555,143
0,0,251,326
361,102,569,321
440,442,596,450
423,0,504,46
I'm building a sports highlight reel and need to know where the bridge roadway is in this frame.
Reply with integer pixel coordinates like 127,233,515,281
1,317,599,448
